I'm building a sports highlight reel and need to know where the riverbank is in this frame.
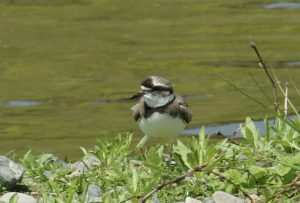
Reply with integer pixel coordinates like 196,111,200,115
0,117,299,202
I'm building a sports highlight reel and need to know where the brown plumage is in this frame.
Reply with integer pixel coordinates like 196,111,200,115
131,94,192,123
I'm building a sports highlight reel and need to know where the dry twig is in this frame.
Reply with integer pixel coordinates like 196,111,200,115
266,173,300,202
211,170,254,203
139,164,207,203
284,81,289,118
250,42,279,113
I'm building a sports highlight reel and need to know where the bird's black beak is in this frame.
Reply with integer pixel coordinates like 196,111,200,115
130,91,145,100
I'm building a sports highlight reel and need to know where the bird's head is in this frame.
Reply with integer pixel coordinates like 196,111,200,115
131,76,175,108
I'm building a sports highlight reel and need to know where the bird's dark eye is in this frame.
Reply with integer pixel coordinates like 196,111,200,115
152,86,163,91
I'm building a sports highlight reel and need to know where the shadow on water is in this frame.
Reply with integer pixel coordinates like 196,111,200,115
182,115,298,138
264,2,300,9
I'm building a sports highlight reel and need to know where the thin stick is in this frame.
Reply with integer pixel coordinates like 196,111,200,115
211,170,254,203
250,42,279,113
139,164,207,203
284,81,289,118
233,49,273,105
266,173,300,202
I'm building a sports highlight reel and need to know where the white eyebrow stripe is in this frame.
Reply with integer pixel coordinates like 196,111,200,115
141,86,151,91
152,81,168,88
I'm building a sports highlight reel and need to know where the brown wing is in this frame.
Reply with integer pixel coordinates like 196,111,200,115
131,103,141,121
176,95,192,123
130,97,146,121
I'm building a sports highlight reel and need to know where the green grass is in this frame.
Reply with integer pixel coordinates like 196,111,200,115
13,118,300,202
0,0,300,158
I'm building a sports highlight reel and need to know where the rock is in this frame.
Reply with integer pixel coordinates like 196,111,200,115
70,156,100,177
151,198,161,203
185,197,203,203
235,153,247,161
86,184,102,203
43,170,52,179
22,178,34,186
57,159,68,168
0,156,24,189
246,194,262,203
42,154,69,169
202,198,215,203
213,191,245,203
0,192,37,203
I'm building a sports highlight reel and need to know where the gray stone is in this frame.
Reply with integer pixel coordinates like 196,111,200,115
246,194,262,203
41,154,68,168
0,192,37,203
70,156,100,177
213,191,245,203
185,197,203,203
57,159,68,168
202,197,215,203
22,178,34,186
152,198,161,203
0,156,24,189
86,184,102,203
43,170,52,179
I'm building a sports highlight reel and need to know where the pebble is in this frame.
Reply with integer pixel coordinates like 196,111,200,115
86,184,102,203
152,197,161,203
22,178,34,186
185,197,203,203
202,197,215,203
0,156,24,189
43,170,52,179
213,191,245,203
70,156,101,177
246,194,262,203
0,192,37,203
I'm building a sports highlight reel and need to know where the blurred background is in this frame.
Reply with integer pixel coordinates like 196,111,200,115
0,0,300,159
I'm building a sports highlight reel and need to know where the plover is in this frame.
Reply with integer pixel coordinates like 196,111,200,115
131,76,192,138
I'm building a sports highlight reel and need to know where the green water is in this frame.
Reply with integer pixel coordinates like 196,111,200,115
0,0,300,159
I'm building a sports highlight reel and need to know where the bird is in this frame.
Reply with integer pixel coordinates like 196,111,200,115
130,76,192,139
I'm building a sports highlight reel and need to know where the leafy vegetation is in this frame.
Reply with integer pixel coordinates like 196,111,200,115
1,0,300,158
4,115,296,202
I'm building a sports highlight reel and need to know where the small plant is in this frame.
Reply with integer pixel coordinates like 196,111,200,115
10,122,297,202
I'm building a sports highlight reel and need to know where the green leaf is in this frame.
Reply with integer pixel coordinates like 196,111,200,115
147,147,163,166
227,169,242,184
249,165,268,179
186,152,198,168
66,191,76,203
241,120,254,146
175,140,192,169
264,118,270,142
54,198,65,203
199,127,206,149
132,165,138,192
275,164,291,176
79,184,89,203
9,193,18,203
79,146,88,156
135,135,150,149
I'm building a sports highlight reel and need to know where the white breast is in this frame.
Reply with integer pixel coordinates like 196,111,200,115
138,112,186,138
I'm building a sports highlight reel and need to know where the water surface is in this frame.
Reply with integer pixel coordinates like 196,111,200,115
1,0,300,159
264,2,300,9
